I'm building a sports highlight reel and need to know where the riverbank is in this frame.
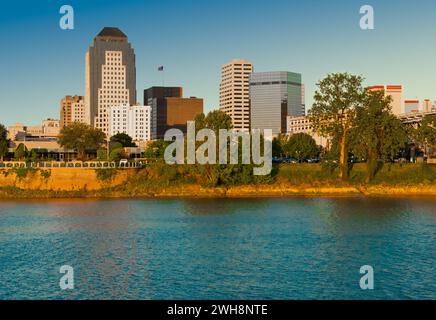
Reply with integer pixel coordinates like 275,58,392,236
0,163,435,199
1,183,436,199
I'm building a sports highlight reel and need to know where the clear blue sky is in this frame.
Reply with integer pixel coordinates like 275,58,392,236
1,0,435,126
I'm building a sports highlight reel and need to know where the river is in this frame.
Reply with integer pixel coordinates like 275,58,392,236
0,197,434,299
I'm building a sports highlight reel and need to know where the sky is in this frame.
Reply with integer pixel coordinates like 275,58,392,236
1,0,436,126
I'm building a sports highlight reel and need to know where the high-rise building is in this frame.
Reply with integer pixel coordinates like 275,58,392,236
249,71,303,135
404,100,420,114
368,85,403,115
219,59,253,131
301,84,306,116
423,99,434,113
85,27,136,136
109,104,152,141
144,87,203,139
60,95,85,128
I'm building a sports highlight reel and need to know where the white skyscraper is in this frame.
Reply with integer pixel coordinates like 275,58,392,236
219,59,253,131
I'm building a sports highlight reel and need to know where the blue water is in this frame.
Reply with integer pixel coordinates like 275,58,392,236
0,198,434,300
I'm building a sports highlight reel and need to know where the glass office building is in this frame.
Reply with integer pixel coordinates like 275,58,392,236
249,71,303,135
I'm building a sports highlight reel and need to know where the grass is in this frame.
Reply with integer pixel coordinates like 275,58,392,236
0,163,434,198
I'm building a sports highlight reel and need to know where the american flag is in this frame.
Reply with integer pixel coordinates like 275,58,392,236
158,66,164,71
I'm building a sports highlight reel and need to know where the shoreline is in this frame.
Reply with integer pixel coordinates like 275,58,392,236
1,184,435,200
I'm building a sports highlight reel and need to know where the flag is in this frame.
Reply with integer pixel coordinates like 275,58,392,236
158,66,164,71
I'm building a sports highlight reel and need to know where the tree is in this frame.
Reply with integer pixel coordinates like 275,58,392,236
350,90,407,182
143,140,171,159
14,143,28,161
284,133,319,162
58,122,105,160
0,123,7,141
194,110,233,133
109,147,127,162
0,139,8,161
110,133,136,147
415,115,436,159
0,123,8,161
308,73,365,180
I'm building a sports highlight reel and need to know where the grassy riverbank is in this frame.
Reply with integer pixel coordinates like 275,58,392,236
0,163,435,199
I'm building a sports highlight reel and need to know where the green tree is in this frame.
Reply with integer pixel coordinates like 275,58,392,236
194,110,233,133
0,139,8,161
0,123,8,161
109,147,127,162
110,132,137,147
350,90,407,182
58,122,105,160
415,114,436,159
97,149,108,161
143,140,171,159
284,133,319,162
0,123,7,141
14,143,28,161
308,73,364,180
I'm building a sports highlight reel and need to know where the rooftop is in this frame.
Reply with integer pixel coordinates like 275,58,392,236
97,27,127,38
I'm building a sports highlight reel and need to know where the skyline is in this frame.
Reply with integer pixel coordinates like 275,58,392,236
1,0,436,126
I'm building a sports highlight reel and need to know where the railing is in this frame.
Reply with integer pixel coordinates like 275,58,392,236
0,161,144,169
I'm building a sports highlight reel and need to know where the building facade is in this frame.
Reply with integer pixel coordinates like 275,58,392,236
404,100,420,114
8,119,60,141
219,59,253,131
250,71,303,135
144,87,203,139
85,27,136,136
286,116,328,148
109,104,152,141
60,95,85,128
368,85,404,115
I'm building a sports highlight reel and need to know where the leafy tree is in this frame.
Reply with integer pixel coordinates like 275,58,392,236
110,132,136,147
284,133,319,162
0,123,8,161
272,134,289,157
97,149,108,161
14,143,28,161
0,139,8,161
109,147,127,162
143,140,171,159
349,90,407,182
58,122,105,160
0,123,7,141
109,142,123,153
414,115,436,159
194,110,233,133
308,73,364,180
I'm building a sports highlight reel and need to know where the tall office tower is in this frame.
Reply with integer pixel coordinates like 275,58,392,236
109,104,152,141
301,84,306,116
249,71,303,135
144,87,203,139
60,95,85,128
219,59,253,131
85,27,136,136
368,85,403,115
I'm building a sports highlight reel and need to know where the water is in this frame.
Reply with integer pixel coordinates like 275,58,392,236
0,197,434,300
